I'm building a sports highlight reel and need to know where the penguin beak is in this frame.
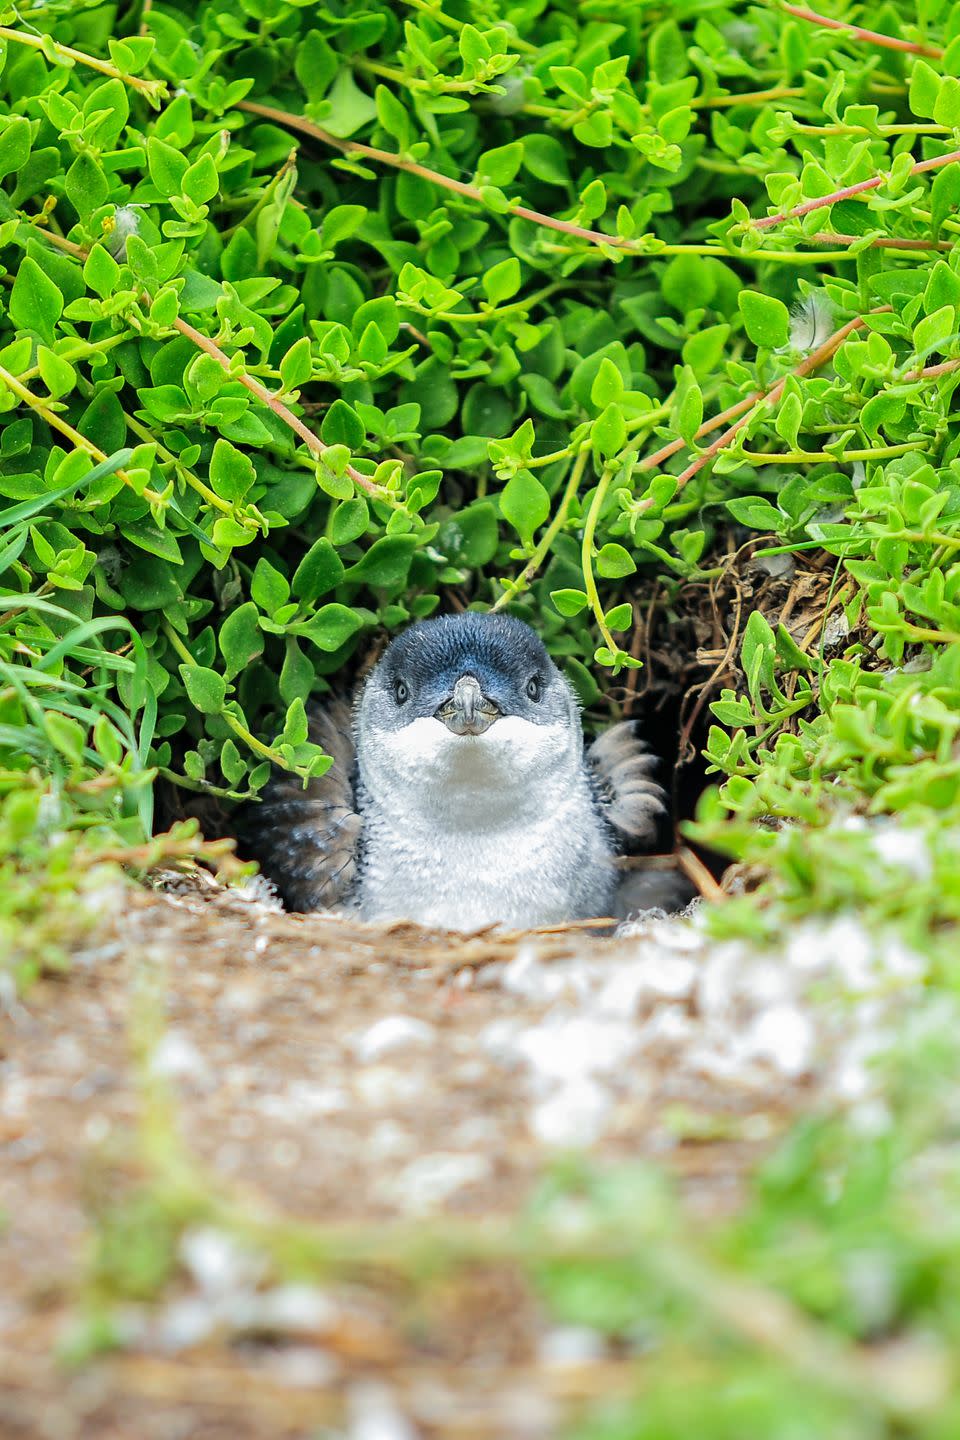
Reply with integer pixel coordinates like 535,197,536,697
435,674,500,736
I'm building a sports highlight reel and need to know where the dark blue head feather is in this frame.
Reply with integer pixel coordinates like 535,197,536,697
369,612,567,725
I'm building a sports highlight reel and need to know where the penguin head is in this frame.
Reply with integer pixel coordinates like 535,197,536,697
356,613,583,819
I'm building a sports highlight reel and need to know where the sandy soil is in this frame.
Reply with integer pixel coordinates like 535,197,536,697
0,878,809,1439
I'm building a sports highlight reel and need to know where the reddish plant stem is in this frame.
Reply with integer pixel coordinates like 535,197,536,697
636,309,892,507
239,99,652,255
639,395,761,475
781,3,944,58
171,318,387,500
810,231,954,251
754,150,960,231
904,356,960,381
241,101,952,263
676,847,728,903
39,228,387,502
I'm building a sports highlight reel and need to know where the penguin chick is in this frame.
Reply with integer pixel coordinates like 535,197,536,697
240,612,666,931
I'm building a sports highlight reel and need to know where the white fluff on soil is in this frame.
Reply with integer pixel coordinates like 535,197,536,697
474,907,925,1148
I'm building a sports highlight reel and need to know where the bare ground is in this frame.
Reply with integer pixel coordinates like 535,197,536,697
0,878,809,1440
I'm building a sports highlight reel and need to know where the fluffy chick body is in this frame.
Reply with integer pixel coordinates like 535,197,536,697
355,710,617,929
241,613,665,930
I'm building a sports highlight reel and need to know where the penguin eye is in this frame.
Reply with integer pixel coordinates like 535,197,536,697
394,678,408,705
526,675,543,702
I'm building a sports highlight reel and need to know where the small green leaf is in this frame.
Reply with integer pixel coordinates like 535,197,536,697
331,498,369,546
483,257,521,306
673,365,703,444
593,404,626,459
292,537,345,602
0,116,31,182
37,347,75,400
522,134,569,185
279,337,313,391
280,638,315,704
375,85,411,145
182,153,219,206
551,588,589,616
10,258,63,344
596,543,636,578
219,602,263,679
321,399,364,449
590,358,624,409
83,243,121,299
604,602,633,631
775,623,814,673
662,253,715,313
251,557,290,615
282,696,309,746
477,141,523,186
909,59,941,118
933,76,960,128
147,135,189,195
345,534,418,588
180,665,228,714
221,737,246,785
914,303,955,360
776,391,803,450
500,471,550,545
295,603,365,652
320,204,367,250
738,291,790,349
726,496,783,529
44,711,86,764
209,438,256,501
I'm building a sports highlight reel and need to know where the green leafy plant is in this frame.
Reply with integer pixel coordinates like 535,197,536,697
0,0,958,957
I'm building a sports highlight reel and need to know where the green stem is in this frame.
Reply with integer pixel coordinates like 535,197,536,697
162,621,288,767
429,281,567,324
914,207,960,236
124,412,234,515
621,405,677,457
355,57,482,94
548,240,858,264
900,621,960,645
740,441,926,464
791,121,950,137
526,443,579,470
527,405,671,472
221,150,298,239
397,0,538,53
887,528,960,552
0,24,167,104
692,85,806,110
581,468,616,653
157,767,254,800
492,446,589,612
0,362,164,505
18,332,130,384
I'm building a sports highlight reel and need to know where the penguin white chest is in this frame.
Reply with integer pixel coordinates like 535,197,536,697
356,716,616,929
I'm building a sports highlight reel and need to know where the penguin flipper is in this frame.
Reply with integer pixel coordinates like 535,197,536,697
236,698,362,912
586,720,667,852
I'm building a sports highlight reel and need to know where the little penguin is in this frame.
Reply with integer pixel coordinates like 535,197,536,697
240,612,667,931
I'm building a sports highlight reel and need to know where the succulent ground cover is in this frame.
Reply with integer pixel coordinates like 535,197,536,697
3,0,960,1435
